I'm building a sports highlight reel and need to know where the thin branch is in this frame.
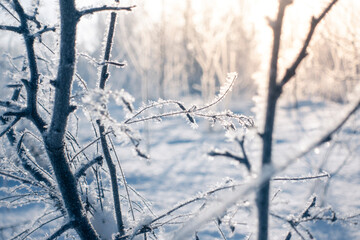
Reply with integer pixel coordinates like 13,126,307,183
117,182,247,240
16,215,64,240
78,5,136,17
96,11,125,236
0,25,22,33
34,26,56,36
69,130,112,162
214,220,227,240
0,100,23,111
75,73,88,90
300,196,317,219
196,72,238,111
237,135,251,171
127,183,245,238
0,2,20,22
11,0,47,132
99,12,117,89
261,0,292,216
257,1,339,239
0,170,36,185
2,110,27,118
279,0,338,88
0,116,21,138
293,99,359,161
0,193,40,202
103,61,126,68
108,135,136,221
272,172,330,181
17,132,54,183
124,100,185,124
75,156,103,180
47,221,74,240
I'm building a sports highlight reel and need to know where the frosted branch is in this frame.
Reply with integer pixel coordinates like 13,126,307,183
17,133,54,186
124,73,253,127
78,5,136,17
197,72,237,111
96,11,125,237
0,116,21,138
75,156,103,180
272,172,330,181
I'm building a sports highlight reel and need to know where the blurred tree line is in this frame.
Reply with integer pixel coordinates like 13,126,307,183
1,0,359,105
75,0,258,104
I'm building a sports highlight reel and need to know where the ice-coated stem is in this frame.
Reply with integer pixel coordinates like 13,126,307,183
96,12,126,236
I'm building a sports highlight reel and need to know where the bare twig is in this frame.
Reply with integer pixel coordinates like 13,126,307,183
0,25,22,33
208,149,251,172
103,61,126,68
196,73,238,111
34,26,56,37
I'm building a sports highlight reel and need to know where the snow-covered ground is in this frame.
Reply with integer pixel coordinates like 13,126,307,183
0,97,359,240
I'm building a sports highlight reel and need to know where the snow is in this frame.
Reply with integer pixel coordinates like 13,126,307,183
1,96,359,239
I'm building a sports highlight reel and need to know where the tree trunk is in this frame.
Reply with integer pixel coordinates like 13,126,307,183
44,0,99,239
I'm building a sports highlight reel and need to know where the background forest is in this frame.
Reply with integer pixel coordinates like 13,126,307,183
0,0,359,239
